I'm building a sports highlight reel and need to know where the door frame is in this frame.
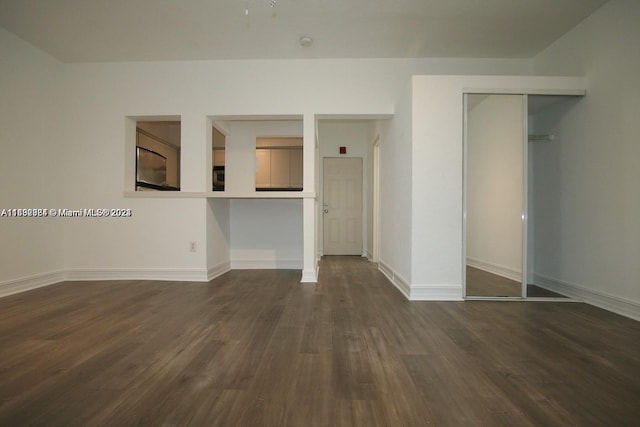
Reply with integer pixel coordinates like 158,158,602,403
372,135,381,263
521,95,529,298
462,93,469,297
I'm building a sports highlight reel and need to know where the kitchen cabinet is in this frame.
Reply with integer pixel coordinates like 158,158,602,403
256,148,303,190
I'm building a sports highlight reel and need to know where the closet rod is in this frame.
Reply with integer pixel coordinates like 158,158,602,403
528,133,556,141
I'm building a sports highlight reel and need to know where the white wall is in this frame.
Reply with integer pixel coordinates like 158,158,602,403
224,120,305,268
410,76,464,299
531,0,639,317
366,124,381,261
230,199,303,268
466,95,524,281
378,82,414,295
526,114,536,284
206,198,230,278
0,27,66,295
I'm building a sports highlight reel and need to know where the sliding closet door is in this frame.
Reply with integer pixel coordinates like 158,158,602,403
465,94,525,298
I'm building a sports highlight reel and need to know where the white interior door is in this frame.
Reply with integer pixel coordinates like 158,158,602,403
323,157,363,255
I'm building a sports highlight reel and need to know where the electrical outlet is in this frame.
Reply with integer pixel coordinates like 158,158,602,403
189,241,197,252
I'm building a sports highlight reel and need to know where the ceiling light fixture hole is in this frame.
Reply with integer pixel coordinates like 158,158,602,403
299,36,313,47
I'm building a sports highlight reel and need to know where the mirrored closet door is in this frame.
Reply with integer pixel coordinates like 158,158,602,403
464,93,584,300
464,94,526,298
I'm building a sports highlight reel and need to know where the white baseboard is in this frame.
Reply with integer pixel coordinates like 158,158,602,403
230,259,303,270
207,261,231,281
467,257,521,281
409,284,464,301
0,259,304,299
534,273,640,321
0,270,66,298
301,257,319,283
363,250,373,261
65,268,209,282
379,261,463,301
301,269,317,283
379,261,410,299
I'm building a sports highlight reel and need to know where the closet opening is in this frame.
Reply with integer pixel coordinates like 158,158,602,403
463,92,585,300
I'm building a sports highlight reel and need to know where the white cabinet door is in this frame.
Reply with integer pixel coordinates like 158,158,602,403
255,147,303,189
255,149,271,188
289,148,303,188
270,149,290,188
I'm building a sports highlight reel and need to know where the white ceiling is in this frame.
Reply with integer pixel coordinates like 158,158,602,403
0,0,607,63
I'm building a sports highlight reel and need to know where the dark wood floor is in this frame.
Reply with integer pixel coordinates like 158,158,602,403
466,266,567,298
467,266,522,297
0,257,638,426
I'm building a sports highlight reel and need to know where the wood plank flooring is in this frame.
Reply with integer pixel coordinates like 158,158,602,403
466,266,521,297
0,256,638,425
466,266,568,298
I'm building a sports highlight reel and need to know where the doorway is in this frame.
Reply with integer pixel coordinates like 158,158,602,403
323,157,363,255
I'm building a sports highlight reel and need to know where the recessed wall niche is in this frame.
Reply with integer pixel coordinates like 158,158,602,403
135,120,181,191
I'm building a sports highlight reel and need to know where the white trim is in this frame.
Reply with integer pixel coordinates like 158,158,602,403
466,257,521,282
0,270,66,298
207,261,231,281
534,274,640,321
410,284,464,301
521,94,528,298
66,268,209,282
230,259,303,270
300,268,317,283
363,249,372,260
462,93,469,297
211,120,230,137
372,134,381,263
465,296,576,302
463,88,586,96
379,261,410,299
301,257,319,283
378,261,462,301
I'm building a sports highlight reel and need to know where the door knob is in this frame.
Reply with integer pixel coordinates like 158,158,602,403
323,209,329,214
